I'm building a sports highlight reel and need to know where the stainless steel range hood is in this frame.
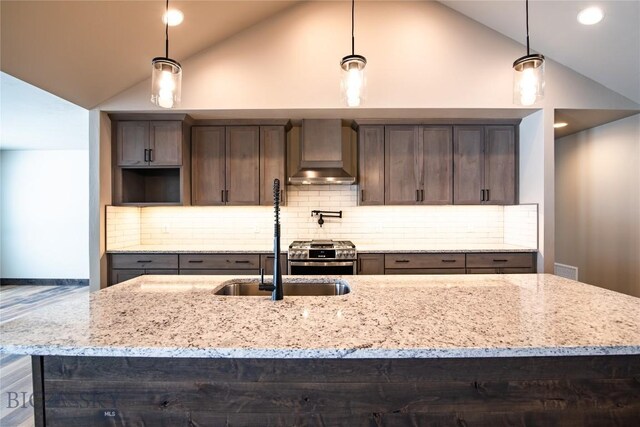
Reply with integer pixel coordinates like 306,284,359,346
288,119,357,185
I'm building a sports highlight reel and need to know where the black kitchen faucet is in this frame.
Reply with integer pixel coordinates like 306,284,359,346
259,179,284,300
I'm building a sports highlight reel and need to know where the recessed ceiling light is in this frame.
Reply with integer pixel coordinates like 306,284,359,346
577,7,604,25
163,9,184,27
554,122,568,128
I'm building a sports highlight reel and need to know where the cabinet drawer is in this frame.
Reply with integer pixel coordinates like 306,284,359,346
467,267,536,274
180,269,259,275
179,254,260,269
466,253,534,268
111,254,179,269
385,253,465,269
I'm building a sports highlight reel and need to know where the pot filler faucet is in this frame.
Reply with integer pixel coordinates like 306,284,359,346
259,179,284,300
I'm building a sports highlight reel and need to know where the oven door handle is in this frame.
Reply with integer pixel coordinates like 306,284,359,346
288,261,356,267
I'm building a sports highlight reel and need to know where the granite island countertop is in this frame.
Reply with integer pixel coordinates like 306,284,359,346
1,274,638,359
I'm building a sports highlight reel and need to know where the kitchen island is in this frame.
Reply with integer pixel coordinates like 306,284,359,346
2,274,639,425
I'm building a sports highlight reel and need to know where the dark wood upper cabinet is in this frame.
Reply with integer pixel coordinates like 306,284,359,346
453,125,517,205
422,126,453,204
484,126,517,205
192,127,226,206
453,126,484,205
358,126,385,205
116,121,182,166
260,126,286,206
149,121,182,165
117,121,148,166
385,126,422,205
226,126,260,206
384,125,453,205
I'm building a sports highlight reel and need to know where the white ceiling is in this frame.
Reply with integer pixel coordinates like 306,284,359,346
441,0,640,104
0,72,88,150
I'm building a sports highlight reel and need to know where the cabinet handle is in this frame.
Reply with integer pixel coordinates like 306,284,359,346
221,190,225,203
416,190,420,202
225,190,229,203
144,149,149,162
361,189,365,202
395,259,410,263
137,260,152,263
188,260,204,264
148,148,153,162
421,189,424,202
481,189,486,201
235,260,251,264
441,259,457,263
486,189,490,202
493,259,508,263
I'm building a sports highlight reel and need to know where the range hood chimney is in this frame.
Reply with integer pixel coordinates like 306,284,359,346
288,119,357,185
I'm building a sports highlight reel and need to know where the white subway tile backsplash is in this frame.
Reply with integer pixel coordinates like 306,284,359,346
106,186,538,250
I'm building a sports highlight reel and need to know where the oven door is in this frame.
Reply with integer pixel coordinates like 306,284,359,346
288,261,356,275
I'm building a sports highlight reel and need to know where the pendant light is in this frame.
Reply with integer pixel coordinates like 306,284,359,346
151,0,182,109
512,0,544,106
340,0,367,107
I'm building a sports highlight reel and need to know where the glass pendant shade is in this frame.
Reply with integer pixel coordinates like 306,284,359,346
512,54,544,106
340,55,367,108
151,57,182,109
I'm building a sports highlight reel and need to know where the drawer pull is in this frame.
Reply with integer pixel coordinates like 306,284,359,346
235,260,251,264
493,259,508,263
188,260,204,264
395,259,410,263
136,260,152,263
441,259,457,263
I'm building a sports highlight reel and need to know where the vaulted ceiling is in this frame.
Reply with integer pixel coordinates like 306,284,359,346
1,0,638,109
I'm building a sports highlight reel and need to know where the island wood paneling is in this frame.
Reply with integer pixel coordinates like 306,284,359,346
35,355,640,426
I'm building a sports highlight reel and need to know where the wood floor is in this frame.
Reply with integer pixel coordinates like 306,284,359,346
0,285,88,427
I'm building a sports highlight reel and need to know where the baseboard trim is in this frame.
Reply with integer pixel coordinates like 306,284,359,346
0,278,89,286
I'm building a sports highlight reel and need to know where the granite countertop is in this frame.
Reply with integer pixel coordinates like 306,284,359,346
107,243,537,253
2,274,638,359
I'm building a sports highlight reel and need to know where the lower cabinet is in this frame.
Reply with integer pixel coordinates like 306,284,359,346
109,254,179,286
466,253,536,274
357,254,385,275
260,253,288,276
178,254,260,275
385,253,465,275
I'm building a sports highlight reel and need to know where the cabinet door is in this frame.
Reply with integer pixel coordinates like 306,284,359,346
149,121,182,166
357,254,385,275
226,126,260,205
110,269,145,286
484,126,516,205
260,126,286,206
453,126,484,204
358,126,385,205
422,126,453,204
117,121,148,166
192,127,226,205
385,126,421,205
260,254,288,276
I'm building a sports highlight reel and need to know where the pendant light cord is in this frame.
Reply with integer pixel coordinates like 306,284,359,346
351,0,355,55
525,0,530,55
165,0,169,58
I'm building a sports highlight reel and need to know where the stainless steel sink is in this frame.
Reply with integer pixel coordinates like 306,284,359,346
215,279,350,296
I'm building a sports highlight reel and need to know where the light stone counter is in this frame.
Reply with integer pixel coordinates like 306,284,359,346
1,274,638,358
107,243,536,253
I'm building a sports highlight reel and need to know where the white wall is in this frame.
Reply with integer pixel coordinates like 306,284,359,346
0,150,89,279
555,114,640,297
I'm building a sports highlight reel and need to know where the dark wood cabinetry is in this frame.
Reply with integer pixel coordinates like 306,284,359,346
453,125,517,205
385,253,465,275
260,253,288,276
466,252,535,274
109,254,179,285
117,121,182,166
357,254,385,274
384,125,453,205
192,124,287,206
358,126,385,205
111,115,191,206
179,254,261,275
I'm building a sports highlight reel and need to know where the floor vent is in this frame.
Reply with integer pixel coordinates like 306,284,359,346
554,263,578,281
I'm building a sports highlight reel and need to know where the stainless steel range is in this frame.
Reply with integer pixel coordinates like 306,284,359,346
288,240,357,275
